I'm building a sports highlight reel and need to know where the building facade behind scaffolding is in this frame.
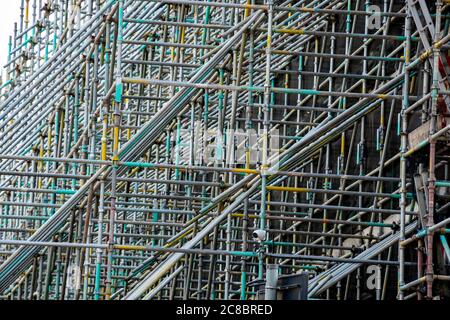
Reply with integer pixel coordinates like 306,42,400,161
0,0,449,301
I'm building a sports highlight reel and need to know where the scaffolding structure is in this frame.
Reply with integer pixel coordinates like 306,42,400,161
0,0,449,300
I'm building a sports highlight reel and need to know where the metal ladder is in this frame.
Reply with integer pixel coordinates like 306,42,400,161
414,173,429,230
408,0,450,112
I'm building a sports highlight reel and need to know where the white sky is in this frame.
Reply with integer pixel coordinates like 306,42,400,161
0,1,21,80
